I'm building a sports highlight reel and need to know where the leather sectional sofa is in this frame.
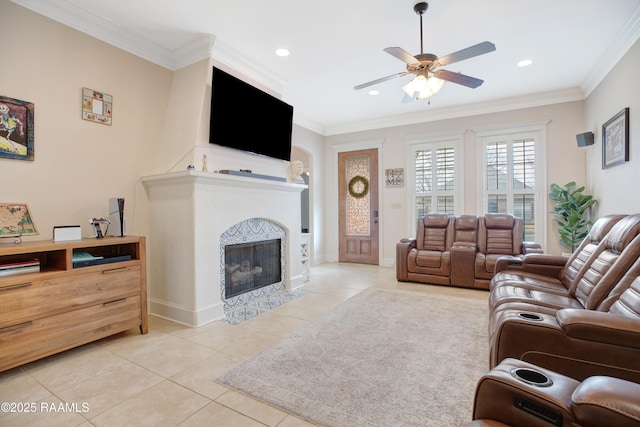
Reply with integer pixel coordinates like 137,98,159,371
396,213,542,290
466,214,640,426
487,213,640,383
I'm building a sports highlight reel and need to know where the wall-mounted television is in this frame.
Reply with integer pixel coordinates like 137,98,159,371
209,66,293,161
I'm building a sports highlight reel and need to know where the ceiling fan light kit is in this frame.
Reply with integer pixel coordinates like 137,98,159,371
355,2,496,102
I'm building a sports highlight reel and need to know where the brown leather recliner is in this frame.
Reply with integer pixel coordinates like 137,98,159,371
490,214,625,294
396,213,454,285
489,214,640,312
489,255,640,382
474,214,525,289
466,358,640,427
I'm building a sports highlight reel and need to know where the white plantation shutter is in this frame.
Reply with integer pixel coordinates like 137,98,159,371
411,141,459,225
483,133,539,242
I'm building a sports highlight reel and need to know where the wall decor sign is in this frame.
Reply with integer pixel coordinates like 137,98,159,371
0,203,38,238
82,87,112,125
0,95,34,161
602,107,629,169
385,168,404,187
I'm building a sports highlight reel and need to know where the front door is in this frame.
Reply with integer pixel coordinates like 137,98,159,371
338,148,379,265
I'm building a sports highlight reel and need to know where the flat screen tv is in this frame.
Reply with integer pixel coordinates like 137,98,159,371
210,67,294,161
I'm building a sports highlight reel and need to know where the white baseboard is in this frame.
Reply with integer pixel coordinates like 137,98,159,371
149,298,224,327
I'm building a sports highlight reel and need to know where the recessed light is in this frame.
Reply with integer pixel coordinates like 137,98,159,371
275,48,290,57
518,59,533,67
368,90,380,96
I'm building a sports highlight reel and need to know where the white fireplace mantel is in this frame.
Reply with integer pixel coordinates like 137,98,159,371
142,170,307,326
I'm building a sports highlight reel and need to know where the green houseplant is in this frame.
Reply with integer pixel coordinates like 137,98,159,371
549,182,597,253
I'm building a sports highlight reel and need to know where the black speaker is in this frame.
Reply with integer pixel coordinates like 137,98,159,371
576,131,594,147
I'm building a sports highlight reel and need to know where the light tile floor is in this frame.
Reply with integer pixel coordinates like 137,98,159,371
0,263,488,426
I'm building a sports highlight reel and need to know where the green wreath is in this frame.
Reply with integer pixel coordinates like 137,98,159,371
348,175,369,199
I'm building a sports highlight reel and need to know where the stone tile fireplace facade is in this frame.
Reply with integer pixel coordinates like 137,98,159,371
221,218,303,324
142,171,307,327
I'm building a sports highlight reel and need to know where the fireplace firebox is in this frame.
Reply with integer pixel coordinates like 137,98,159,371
224,238,282,299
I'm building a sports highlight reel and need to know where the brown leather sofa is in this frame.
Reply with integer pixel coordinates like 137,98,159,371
397,213,541,290
465,358,640,427
487,214,640,382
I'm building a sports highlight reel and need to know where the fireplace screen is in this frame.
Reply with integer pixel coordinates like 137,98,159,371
224,239,282,299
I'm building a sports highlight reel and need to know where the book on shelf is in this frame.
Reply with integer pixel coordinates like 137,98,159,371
0,258,41,277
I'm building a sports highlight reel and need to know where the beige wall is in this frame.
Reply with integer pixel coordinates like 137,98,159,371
325,101,587,263
0,1,172,240
585,38,640,216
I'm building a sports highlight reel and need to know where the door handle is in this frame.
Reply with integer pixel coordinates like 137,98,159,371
373,210,378,218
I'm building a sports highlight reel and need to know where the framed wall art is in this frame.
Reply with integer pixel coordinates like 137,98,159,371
385,168,404,187
0,95,34,161
602,107,629,169
82,87,112,125
0,203,38,238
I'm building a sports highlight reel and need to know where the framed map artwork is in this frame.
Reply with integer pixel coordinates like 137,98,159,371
0,203,38,238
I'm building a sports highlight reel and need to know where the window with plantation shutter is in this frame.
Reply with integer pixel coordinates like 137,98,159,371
410,140,460,227
482,133,540,242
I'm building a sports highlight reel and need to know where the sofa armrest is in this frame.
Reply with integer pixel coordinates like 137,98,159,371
557,309,640,349
396,238,416,282
494,253,568,275
522,241,544,254
572,376,640,426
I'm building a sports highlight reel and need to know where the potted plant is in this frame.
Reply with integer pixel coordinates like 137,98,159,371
549,182,597,253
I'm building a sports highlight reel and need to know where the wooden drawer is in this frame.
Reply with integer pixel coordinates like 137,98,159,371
0,265,141,328
0,296,141,372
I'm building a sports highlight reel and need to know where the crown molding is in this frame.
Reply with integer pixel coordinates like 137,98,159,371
324,87,584,136
11,0,176,69
581,6,640,97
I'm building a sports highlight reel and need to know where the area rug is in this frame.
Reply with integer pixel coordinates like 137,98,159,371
217,288,489,426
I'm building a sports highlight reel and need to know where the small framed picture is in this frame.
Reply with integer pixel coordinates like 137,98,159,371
0,203,38,238
385,168,404,187
82,87,112,125
602,107,629,169
0,95,34,161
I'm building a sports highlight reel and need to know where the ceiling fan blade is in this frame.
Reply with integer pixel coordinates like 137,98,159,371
384,47,420,65
435,41,496,67
354,72,407,90
434,69,484,88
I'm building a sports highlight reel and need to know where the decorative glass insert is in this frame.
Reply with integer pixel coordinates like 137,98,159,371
345,155,371,236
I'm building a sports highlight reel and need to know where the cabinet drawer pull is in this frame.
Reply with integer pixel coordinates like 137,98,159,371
102,267,128,274
0,321,33,334
0,282,33,291
103,298,127,307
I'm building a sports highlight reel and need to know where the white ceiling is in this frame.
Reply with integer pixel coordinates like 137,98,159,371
12,0,640,135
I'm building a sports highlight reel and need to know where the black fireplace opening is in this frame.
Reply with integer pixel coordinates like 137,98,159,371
224,238,282,299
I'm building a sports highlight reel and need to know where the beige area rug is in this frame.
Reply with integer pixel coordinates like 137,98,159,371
218,288,489,427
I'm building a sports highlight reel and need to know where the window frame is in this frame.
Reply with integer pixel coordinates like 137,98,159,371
406,136,463,234
476,123,548,248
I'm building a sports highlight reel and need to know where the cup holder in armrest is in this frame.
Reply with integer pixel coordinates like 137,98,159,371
511,368,553,387
517,312,543,321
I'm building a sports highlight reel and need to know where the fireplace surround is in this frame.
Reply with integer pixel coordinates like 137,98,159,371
142,170,307,326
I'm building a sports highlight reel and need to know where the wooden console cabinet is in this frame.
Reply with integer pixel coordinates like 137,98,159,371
0,236,147,372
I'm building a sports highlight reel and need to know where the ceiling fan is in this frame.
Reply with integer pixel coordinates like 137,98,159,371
354,2,496,102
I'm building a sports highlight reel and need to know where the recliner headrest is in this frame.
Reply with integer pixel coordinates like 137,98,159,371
423,213,450,227
455,215,478,230
604,214,640,253
588,214,626,243
483,213,515,229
